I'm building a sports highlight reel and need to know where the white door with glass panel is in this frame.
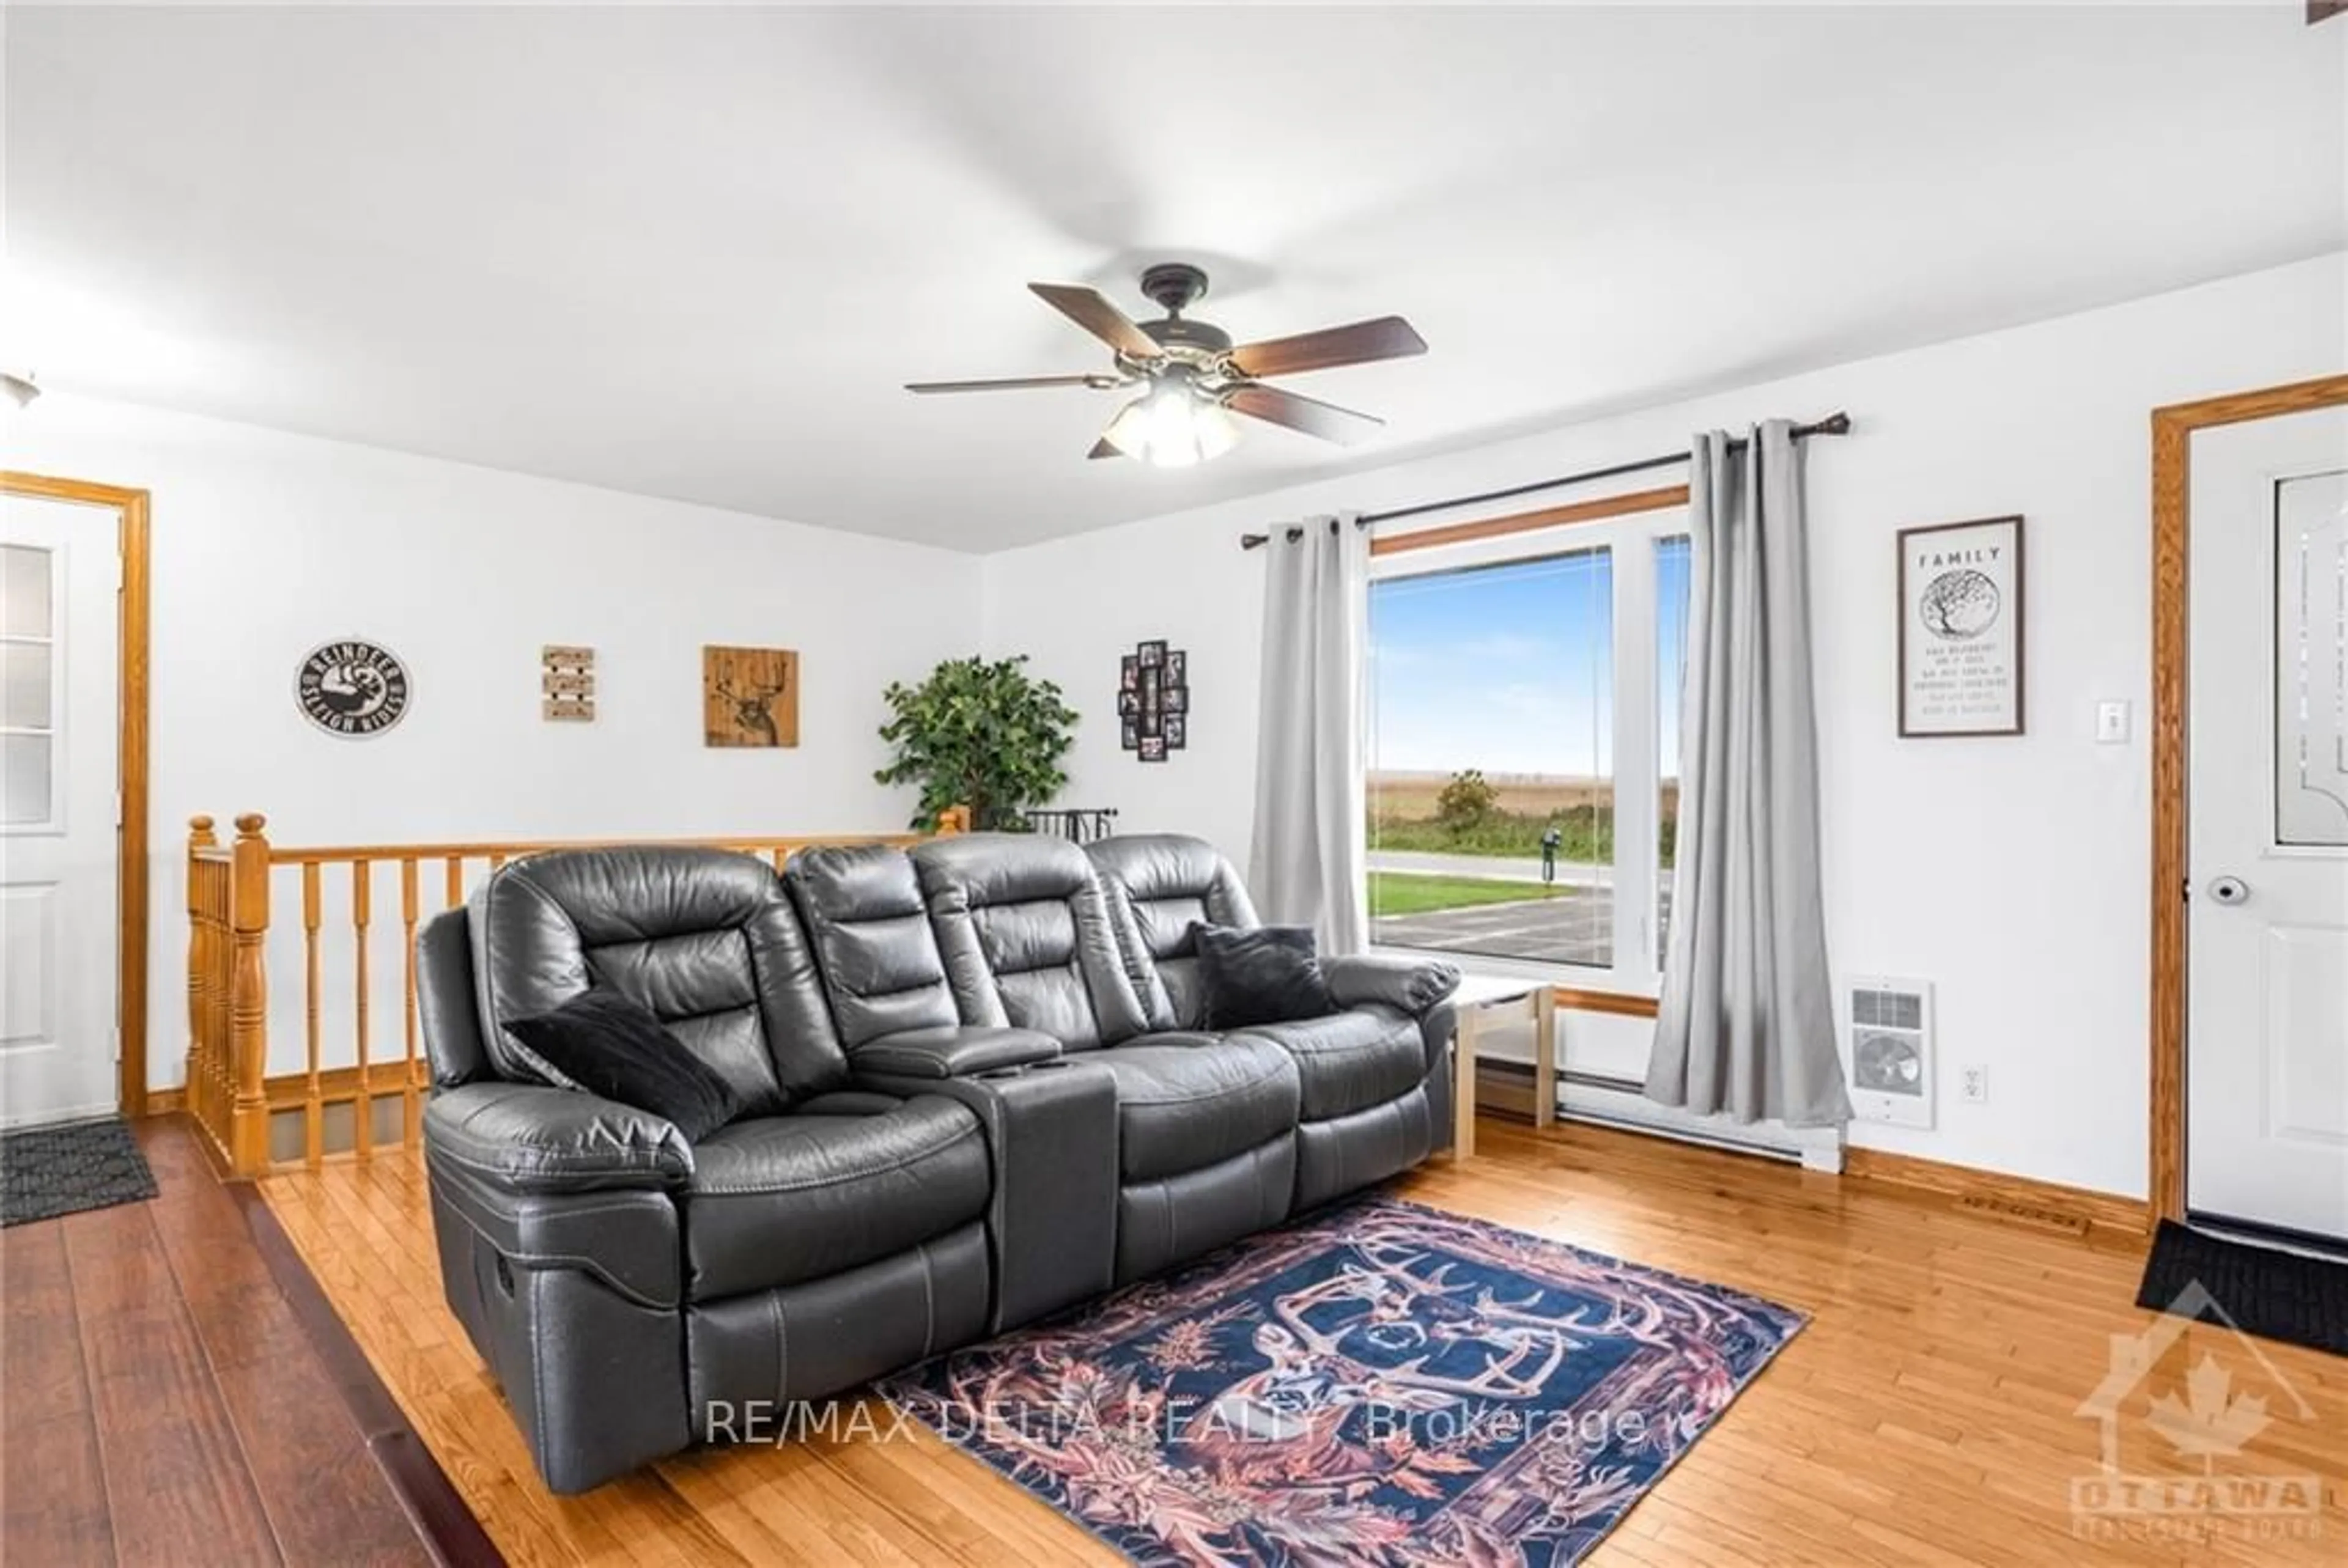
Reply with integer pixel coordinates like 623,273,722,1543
2187,407,2348,1244
0,495,120,1127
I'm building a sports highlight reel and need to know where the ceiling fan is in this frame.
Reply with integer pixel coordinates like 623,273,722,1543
905,263,1427,468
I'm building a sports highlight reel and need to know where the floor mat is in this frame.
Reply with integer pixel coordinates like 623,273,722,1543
2137,1218,2348,1358
1,1116,159,1227
882,1194,1804,1566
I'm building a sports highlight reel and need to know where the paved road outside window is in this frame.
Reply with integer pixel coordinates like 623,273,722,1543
1372,884,1673,966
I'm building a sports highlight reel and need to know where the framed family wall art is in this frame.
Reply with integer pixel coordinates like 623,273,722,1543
1897,515,2024,737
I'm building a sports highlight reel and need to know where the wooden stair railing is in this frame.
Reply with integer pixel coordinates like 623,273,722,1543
180,806,973,1179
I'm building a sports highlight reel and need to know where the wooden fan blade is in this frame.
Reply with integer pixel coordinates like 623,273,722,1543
1226,315,1427,379
1087,438,1121,460
905,373,1121,394
1225,383,1384,446
1029,283,1164,361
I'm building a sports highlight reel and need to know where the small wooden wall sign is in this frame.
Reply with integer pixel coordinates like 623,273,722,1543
542,644,596,722
703,646,800,748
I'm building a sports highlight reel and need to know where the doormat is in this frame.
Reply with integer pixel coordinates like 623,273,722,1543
0,1116,159,1227
2137,1219,2348,1358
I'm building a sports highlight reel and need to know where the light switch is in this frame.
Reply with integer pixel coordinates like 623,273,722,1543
2095,700,2131,743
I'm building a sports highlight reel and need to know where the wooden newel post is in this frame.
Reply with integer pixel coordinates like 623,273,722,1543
228,813,272,1178
186,817,215,1136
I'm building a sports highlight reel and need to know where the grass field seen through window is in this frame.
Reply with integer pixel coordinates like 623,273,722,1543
1368,871,1571,918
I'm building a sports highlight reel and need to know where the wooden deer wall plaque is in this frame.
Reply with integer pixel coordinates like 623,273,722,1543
702,646,800,748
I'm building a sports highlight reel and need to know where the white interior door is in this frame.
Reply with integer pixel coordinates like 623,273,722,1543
2186,405,2348,1243
0,494,120,1128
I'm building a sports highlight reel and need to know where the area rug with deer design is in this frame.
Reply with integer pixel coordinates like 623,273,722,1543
878,1196,1803,1566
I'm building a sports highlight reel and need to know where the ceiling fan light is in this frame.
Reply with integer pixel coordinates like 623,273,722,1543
1191,399,1238,462
1101,396,1152,461
1102,385,1238,469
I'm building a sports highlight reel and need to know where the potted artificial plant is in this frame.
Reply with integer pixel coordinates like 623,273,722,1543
874,655,1079,831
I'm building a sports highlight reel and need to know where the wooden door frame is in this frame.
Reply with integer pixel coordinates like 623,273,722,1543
2148,374,2348,1222
1,471,152,1117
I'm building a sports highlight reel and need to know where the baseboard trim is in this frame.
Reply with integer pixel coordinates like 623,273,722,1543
1475,1059,1843,1172
1476,1059,2149,1237
1845,1146,2149,1238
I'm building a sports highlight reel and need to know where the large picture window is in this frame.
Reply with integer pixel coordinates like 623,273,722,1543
1367,510,1691,993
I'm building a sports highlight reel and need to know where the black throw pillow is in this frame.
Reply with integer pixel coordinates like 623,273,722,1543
1191,922,1335,1029
504,988,742,1142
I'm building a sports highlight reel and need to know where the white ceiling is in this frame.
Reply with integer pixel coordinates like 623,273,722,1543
6,4,2340,552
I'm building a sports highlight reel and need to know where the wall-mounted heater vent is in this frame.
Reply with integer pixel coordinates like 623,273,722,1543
1848,976,1935,1130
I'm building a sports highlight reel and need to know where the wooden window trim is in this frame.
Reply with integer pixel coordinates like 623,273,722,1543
1370,484,1688,558
1551,987,1660,1020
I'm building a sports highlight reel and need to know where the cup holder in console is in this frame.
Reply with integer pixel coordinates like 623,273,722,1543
980,1058,1075,1080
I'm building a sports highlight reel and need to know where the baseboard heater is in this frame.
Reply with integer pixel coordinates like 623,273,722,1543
1475,1061,1844,1174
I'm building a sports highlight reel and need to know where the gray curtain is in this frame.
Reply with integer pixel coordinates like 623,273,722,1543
1249,513,1370,954
1646,423,1851,1127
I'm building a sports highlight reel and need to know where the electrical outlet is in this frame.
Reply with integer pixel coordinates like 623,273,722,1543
1959,1064,1988,1104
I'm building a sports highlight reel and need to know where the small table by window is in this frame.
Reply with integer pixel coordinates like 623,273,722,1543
1450,976,1556,1159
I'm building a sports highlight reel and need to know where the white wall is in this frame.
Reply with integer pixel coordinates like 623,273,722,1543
15,255,2339,1158
980,252,2348,1200
6,397,986,1089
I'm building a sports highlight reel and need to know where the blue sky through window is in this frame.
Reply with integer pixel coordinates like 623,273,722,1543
1656,536,1691,784
1368,548,1614,778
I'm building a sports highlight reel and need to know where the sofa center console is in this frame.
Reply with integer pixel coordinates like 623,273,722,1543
855,1048,1119,1333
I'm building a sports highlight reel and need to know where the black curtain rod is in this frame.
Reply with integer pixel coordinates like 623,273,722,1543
1238,411,1851,549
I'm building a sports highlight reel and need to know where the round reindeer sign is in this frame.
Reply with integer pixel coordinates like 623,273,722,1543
295,639,412,737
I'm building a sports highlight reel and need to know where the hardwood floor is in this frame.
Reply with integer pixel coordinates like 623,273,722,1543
254,1118,2348,1567
0,1118,456,1566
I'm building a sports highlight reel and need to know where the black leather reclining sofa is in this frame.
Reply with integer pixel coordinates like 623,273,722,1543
416,831,1458,1493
